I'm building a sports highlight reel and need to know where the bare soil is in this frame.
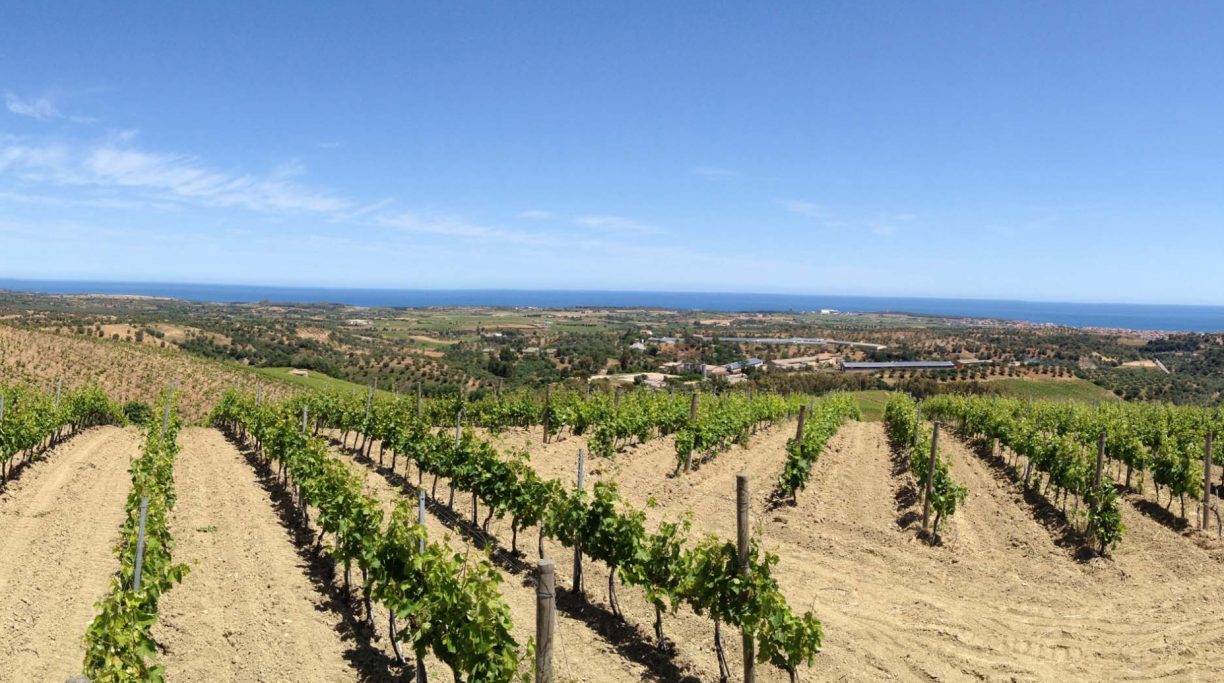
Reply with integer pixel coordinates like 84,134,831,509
481,421,1224,681
152,428,372,682
142,420,1224,682
0,427,136,681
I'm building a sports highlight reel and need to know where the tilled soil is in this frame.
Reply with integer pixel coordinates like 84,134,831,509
0,426,136,682
163,422,1224,682
152,427,372,682
488,421,1224,681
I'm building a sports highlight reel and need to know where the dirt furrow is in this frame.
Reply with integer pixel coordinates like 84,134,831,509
152,427,366,682
334,421,1224,681
0,426,136,682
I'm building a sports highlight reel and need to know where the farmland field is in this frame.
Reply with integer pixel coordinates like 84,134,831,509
9,5,1224,681
472,420,1224,680
2,319,1223,681
989,376,1120,403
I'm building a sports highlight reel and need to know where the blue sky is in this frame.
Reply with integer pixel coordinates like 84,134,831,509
2,2,1223,304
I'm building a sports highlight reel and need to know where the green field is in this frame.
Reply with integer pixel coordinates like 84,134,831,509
254,367,396,397
845,390,892,421
990,377,1119,403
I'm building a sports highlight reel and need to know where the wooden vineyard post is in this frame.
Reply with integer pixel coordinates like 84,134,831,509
417,490,427,551
415,482,429,676
416,382,423,420
736,472,755,683
914,407,922,448
535,559,556,683
795,404,808,441
1204,431,1214,530
448,407,461,510
572,448,585,596
1095,433,1106,488
414,490,428,682
543,386,551,444
132,496,149,590
685,392,700,472
614,387,621,408
363,383,373,453
921,423,940,534
256,381,262,406
161,386,173,440
462,405,478,526
0,394,4,481
301,406,309,526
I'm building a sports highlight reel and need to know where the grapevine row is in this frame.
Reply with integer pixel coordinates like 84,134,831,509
1,382,124,481
777,395,862,501
920,394,1125,553
297,390,827,681
674,392,810,473
210,391,524,683
83,388,187,682
883,394,968,544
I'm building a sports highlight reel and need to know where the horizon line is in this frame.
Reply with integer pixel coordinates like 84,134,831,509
1,275,1223,311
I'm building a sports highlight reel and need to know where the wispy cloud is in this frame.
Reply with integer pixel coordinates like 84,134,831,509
6,93,60,120
692,165,739,178
781,198,913,237
518,209,553,220
866,213,915,237
0,189,179,212
0,135,352,213
574,214,658,234
5,92,95,123
334,197,395,222
380,211,546,245
779,199,827,218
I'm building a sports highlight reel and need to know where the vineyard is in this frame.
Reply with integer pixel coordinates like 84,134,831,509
1,377,1223,680
922,394,1224,550
264,387,832,682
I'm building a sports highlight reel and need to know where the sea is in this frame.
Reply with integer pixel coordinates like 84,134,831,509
1,278,1222,333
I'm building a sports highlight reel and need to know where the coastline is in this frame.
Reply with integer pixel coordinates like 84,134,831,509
0,278,1220,334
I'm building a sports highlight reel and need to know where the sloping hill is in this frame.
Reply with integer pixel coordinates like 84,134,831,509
0,324,291,421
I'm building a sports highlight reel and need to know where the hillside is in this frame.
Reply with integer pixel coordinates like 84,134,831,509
0,323,292,421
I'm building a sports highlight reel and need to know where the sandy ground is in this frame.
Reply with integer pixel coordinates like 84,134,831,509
0,427,136,681
480,422,1224,681
152,427,372,682
159,421,1224,681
